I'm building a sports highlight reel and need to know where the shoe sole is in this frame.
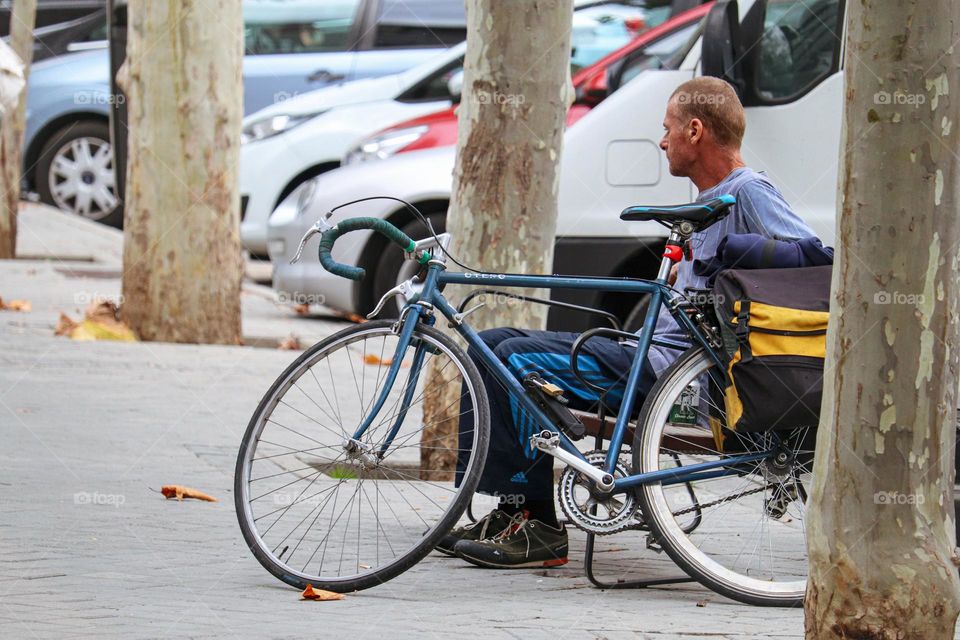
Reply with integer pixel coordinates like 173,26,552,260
456,551,569,569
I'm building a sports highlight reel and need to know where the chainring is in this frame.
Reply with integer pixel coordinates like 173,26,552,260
558,450,640,535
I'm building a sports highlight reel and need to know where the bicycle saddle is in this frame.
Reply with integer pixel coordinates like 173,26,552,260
620,194,736,230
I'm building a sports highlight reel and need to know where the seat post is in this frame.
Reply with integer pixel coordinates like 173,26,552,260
655,227,684,283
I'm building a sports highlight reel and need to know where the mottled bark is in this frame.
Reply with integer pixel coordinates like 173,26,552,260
805,2,960,638
421,0,574,474
0,0,36,259
120,0,243,344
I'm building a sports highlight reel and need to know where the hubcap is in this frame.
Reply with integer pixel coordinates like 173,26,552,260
48,136,118,221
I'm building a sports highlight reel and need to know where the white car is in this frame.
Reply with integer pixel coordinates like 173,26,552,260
240,0,665,255
269,0,843,331
239,43,465,255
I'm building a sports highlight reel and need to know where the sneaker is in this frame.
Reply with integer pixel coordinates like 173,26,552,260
453,513,568,569
434,509,515,556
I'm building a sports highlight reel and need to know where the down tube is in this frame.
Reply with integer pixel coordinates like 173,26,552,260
430,295,587,461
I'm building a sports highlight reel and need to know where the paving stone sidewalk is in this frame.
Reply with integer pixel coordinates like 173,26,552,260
1,205,820,639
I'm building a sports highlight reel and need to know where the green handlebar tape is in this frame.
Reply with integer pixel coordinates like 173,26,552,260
317,217,416,281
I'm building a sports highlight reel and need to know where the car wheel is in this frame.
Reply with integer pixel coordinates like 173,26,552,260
370,214,445,319
36,120,122,228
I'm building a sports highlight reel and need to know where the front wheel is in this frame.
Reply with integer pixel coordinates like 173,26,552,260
235,320,490,592
632,348,812,606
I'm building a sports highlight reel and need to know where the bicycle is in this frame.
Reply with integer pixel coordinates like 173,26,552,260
234,197,814,606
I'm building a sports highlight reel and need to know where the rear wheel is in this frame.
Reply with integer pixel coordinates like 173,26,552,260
632,348,812,606
235,320,489,592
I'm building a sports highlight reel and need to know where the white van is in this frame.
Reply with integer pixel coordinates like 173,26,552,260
268,0,845,330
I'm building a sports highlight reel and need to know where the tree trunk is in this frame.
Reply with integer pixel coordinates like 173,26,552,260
0,0,36,259
805,2,960,637
421,0,574,475
120,0,243,344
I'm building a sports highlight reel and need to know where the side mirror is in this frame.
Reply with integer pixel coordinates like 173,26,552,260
446,69,463,99
701,0,744,95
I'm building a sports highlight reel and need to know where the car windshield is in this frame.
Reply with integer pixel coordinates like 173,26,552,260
242,0,362,54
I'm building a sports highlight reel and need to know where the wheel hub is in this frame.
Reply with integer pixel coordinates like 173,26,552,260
558,450,640,535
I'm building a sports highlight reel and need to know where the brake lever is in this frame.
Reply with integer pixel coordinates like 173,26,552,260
367,279,418,319
290,212,334,264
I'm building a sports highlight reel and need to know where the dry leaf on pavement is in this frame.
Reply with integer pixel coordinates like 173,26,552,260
278,334,301,350
0,297,31,312
160,485,218,502
300,584,344,601
55,300,136,342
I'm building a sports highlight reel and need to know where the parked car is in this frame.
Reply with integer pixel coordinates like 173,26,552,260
0,0,103,37
2,8,108,62
268,0,843,331
344,3,712,164
268,0,752,328
23,0,467,228
239,0,676,256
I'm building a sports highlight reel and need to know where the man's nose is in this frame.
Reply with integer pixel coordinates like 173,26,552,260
659,138,668,151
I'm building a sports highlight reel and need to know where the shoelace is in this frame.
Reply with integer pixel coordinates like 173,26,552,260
492,512,534,556
466,510,509,540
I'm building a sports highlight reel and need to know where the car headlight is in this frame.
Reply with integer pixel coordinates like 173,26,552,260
241,112,321,144
343,125,429,165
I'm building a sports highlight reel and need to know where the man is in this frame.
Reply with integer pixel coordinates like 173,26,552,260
441,77,816,569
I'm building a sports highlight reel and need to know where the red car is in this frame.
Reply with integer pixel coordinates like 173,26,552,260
344,2,712,163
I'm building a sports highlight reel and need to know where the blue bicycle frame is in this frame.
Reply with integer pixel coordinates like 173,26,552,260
348,259,772,495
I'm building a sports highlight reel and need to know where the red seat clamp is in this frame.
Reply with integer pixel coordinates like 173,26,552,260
663,244,683,262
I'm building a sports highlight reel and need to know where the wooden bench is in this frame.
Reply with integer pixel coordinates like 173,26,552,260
571,408,719,454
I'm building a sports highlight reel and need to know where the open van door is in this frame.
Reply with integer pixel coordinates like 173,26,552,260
702,0,846,243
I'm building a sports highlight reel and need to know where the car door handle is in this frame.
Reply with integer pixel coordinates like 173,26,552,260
307,69,346,83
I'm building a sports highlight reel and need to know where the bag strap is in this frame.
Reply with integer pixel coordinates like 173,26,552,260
735,299,753,363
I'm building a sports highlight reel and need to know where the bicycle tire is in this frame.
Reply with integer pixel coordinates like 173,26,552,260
235,320,490,592
632,347,809,607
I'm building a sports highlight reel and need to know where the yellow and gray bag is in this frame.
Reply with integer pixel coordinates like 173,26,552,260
711,265,831,434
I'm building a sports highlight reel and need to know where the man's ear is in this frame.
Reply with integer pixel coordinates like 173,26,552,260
688,118,705,145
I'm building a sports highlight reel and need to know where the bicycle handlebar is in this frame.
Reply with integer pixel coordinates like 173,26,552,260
318,217,416,281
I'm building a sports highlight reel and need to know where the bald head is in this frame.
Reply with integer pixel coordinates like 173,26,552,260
669,77,746,149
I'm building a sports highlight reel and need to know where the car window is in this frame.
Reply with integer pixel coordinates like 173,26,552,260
243,0,362,55
569,0,673,73
616,20,701,86
755,0,840,100
398,60,463,102
374,0,467,48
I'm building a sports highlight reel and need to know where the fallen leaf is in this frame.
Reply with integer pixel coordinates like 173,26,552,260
293,303,310,316
160,485,218,502
55,300,136,342
278,334,301,350
364,354,393,366
0,297,31,312
696,600,708,607
300,584,344,601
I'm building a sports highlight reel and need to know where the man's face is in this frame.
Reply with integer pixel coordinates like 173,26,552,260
660,100,696,177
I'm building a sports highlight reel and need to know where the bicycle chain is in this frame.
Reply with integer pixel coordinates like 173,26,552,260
670,484,767,517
